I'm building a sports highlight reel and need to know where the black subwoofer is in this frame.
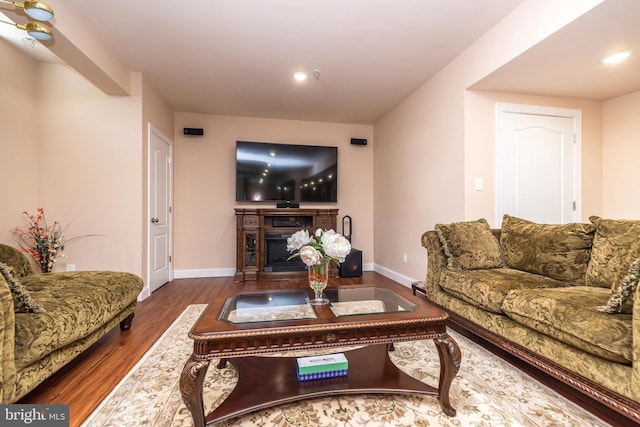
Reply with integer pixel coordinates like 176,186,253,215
339,249,362,278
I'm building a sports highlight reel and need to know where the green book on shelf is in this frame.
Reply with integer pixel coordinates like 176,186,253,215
296,353,348,375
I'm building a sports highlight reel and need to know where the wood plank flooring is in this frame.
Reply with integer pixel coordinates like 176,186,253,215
17,272,397,427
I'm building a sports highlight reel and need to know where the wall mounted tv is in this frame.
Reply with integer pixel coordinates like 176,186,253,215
236,141,338,203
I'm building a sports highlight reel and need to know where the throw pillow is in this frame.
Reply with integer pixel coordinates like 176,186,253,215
0,261,45,313
500,215,595,282
435,219,503,270
597,257,640,314
587,216,640,310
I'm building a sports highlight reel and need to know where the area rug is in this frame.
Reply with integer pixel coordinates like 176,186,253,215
82,304,610,426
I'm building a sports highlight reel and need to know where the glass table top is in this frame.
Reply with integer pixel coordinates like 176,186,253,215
219,286,417,325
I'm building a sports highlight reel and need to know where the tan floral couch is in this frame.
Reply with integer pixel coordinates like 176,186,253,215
0,243,143,403
421,215,640,425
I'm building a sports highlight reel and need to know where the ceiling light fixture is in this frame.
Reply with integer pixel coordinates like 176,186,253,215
0,18,51,39
0,1,53,21
293,69,320,81
0,0,54,40
293,71,307,81
601,50,632,65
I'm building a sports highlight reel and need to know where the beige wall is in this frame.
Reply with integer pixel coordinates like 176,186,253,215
173,113,374,275
35,63,144,274
373,71,466,284
0,40,38,242
142,79,174,142
373,0,604,283
0,40,177,284
602,90,640,218
464,91,603,224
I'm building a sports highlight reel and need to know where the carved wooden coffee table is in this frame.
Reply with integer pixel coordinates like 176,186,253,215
180,282,461,426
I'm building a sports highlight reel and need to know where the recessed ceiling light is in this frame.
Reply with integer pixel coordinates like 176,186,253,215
601,50,632,65
293,71,308,81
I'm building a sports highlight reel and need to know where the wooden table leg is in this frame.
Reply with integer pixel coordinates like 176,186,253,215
433,333,462,416
180,355,210,427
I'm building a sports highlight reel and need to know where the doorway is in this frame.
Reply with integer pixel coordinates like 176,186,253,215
495,103,582,226
148,124,173,293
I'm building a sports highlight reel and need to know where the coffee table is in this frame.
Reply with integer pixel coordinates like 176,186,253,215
180,282,461,426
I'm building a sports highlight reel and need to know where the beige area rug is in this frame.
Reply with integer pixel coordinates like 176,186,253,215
82,304,610,427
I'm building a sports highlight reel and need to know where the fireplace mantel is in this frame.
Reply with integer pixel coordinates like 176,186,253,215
234,208,339,281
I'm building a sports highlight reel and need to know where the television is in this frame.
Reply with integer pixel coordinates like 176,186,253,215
236,141,338,203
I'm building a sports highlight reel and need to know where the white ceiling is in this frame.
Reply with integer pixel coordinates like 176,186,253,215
50,0,524,124
3,1,640,123
471,0,640,101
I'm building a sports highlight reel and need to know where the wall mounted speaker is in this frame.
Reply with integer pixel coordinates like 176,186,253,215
184,127,204,136
350,138,367,146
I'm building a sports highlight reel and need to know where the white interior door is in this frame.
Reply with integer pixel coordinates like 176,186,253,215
148,124,172,292
496,104,581,226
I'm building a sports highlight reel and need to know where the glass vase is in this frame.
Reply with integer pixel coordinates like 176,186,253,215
308,261,330,305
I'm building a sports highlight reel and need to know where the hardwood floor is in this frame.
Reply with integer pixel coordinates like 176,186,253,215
18,272,396,427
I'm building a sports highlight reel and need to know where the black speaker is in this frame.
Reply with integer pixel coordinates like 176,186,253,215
350,138,367,146
184,127,204,136
339,249,362,277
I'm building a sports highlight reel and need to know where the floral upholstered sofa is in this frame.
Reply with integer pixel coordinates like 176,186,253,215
0,243,143,403
421,215,640,424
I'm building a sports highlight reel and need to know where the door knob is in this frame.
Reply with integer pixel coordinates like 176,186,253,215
151,218,159,223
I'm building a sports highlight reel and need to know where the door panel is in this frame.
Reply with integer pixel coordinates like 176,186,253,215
497,105,580,225
149,125,172,292
514,128,563,223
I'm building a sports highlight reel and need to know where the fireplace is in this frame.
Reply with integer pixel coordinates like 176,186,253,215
264,233,306,272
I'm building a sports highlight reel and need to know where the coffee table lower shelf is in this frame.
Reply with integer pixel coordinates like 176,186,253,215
184,344,453,425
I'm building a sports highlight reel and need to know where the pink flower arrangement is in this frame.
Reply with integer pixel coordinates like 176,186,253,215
13,208,96,273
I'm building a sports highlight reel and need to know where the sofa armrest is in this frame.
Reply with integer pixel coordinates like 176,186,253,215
0,274,17,403
421,230,449,300
0,244,35,278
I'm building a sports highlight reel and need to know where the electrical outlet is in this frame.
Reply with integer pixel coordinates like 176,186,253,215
66,264,76,271
402,253,408,263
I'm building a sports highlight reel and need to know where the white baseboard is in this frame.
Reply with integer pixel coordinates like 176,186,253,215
372,264,419,288
362,263,375,273
173,268,236,279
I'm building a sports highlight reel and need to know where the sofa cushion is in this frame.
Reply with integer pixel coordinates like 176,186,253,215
13,271,142,370
500,215,595,282
440,268,569,314
435,219,503,270
0,262,45,313
587,216,640,312
502,286,632,364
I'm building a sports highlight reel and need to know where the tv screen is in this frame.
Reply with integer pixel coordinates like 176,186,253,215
236,141,338,203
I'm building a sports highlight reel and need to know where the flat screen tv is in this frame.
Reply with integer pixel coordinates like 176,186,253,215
236,141,338,203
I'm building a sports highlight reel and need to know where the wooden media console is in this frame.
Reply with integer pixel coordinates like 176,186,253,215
235,208,338,281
